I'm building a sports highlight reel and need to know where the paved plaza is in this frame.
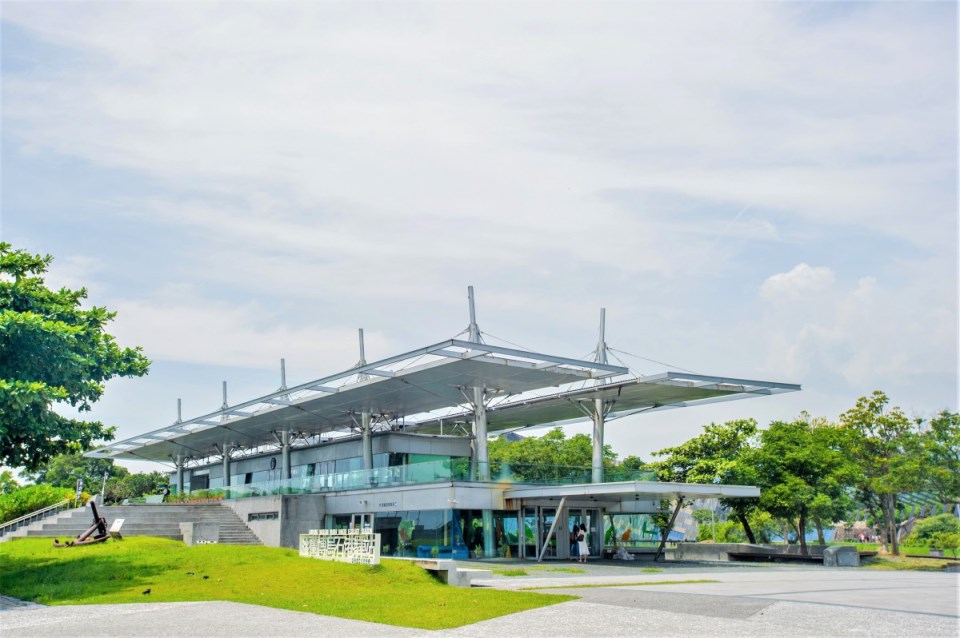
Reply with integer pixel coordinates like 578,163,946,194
2,562,958,637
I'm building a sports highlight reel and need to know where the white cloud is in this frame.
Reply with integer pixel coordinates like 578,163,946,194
759,263,836,303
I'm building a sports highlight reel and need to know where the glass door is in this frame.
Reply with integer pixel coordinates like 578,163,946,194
351,513,373,531
539,507,557,558
523,507,538,558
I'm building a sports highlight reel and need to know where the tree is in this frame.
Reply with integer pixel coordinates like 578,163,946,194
106,471,168,502
0,469,20,494
920,410,960,505
0,243,150,470
488,428,617,481
839,391,925,556
652,419,763,543
28,451,129,492
752,414,854,555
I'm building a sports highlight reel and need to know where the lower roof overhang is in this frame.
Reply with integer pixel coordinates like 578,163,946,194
504,481,760,501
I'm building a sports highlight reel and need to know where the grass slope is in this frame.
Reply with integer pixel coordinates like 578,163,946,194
0,537,572,629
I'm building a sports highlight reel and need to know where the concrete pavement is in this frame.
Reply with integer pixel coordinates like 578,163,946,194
2,562,958,637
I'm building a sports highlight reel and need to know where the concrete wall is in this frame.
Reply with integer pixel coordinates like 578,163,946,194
281,494,326,549
222,496,283,546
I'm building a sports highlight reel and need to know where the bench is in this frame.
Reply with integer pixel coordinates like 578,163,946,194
728,551,823,563
392,557,492,587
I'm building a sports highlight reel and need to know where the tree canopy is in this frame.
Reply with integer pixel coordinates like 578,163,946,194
652,419,764,542
839,391,926,555
752,414,854,554
26,451,129,491
0,243,150,470
488,428,619,481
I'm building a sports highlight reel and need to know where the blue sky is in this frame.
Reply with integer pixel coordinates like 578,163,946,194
2,2,957,473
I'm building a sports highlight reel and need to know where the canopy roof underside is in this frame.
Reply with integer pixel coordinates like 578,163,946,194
87,338,799,464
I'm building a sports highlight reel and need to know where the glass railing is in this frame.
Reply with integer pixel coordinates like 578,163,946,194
185,459,656,501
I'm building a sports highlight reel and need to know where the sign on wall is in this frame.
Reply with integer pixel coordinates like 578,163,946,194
299,529,381,565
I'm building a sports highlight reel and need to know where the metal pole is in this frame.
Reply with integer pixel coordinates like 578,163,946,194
467,286,480,343
592,308,607,483
100,471,108,504
223,444,231,488
357,328,373,475
362,411,372,471
281,430,291,481
220,381,228,423
175,453,184,495
592,401,604,483
280,358,287,390
176,398,182,423
473,386,489,481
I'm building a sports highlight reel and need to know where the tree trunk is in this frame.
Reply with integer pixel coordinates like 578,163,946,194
798,511,808,555
887,494,900,556
736,511,757,544
815,520,825,546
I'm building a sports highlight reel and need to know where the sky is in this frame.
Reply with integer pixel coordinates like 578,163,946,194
1,1,957,474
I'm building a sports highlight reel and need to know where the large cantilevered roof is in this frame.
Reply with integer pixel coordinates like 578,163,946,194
87,339,628,463
87,338,800,465
411,371,800,435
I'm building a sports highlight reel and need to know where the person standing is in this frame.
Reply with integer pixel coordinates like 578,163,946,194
570,524,579,560
577,523,588,563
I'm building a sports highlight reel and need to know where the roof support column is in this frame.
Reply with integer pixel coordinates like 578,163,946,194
281,429,291,481
473,386,489,481
592,398,605,484
175,453,184,495
592,308,608,484
362,410,373,473
222,445,231,488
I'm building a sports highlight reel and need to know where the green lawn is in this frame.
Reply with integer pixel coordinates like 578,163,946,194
0,537,573,629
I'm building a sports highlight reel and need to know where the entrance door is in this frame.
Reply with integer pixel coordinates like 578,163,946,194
351,513,373,531
521,506,566,559
522,507,538,558
568,508,602,557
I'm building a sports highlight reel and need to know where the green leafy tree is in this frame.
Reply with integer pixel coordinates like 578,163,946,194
752,414,854,555
0,469,20,494
106,471,168,502
839,391,926,556
28,451,129,492
0,243,150,470
652,419,762,543
921,410,960,504
488,428,617,481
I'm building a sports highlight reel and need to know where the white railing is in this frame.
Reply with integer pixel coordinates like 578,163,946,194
0,499,71,537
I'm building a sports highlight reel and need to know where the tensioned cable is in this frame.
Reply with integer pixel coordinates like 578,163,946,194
607,347,700,375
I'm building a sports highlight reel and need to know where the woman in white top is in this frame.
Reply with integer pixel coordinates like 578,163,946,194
577,523,588,563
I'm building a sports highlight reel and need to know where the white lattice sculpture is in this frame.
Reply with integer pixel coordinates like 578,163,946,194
299,528,381,565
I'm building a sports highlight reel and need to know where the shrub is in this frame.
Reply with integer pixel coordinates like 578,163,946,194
0,485,79,524
904,514,960,547
930,532,960,557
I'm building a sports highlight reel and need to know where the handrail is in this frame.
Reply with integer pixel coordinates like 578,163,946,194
0,499,71,535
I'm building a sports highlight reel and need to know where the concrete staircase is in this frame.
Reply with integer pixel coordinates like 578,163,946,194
16,504,261,545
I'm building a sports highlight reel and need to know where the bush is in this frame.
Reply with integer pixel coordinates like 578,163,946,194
696,520,747,543
904,514,960,547
0,485,79,524
930,532,960,557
